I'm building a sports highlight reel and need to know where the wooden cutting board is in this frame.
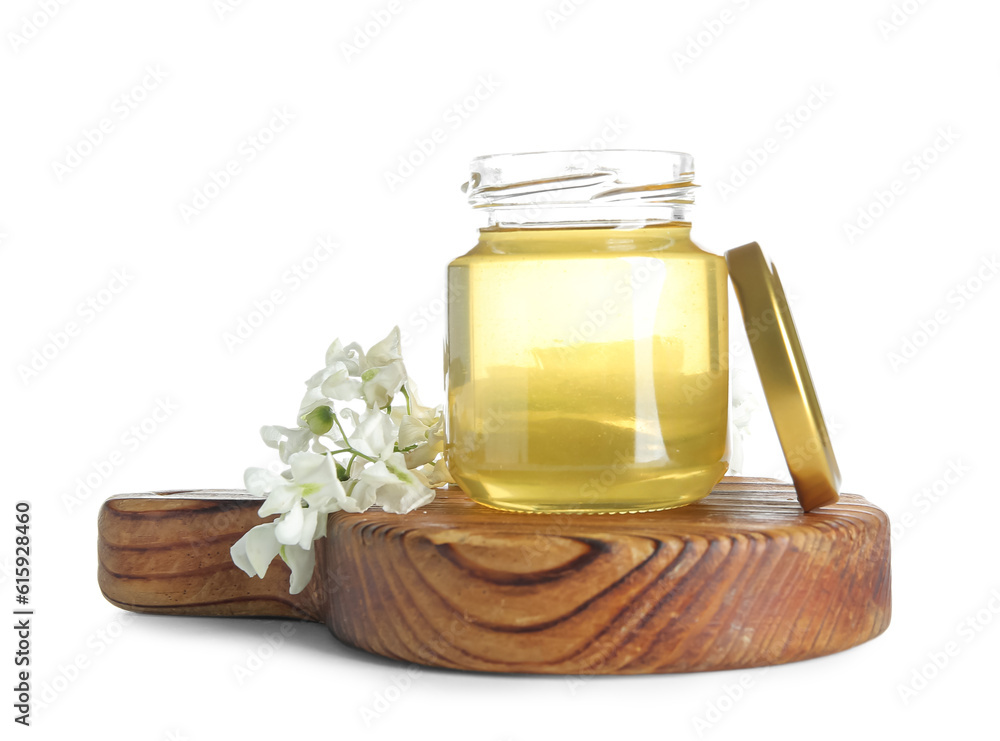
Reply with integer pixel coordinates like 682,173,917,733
98,477,890,674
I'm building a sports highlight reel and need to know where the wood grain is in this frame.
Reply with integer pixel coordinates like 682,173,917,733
98,490,324,621
98,478,891,674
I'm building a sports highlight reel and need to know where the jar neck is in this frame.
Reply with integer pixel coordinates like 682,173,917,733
480,204,693,229
476,222,695,255
465,150,697,229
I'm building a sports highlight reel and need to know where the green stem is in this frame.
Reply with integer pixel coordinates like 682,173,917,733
343,448,377,473
332,411,350,444
328,412,377,472
401,384,412,415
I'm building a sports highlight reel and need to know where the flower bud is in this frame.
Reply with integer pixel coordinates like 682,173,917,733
304,405,334,435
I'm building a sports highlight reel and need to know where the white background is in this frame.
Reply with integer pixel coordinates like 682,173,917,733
2,0,998,739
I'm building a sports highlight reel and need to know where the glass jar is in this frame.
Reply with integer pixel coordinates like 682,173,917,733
445,150,729,514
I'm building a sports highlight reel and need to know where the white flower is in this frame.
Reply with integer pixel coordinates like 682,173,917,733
389,382,445,467
352,452,435,514
232,452,363,594
300,361,361,419
264,452,367,520
362,327,404,368
345,407,397,460
360,363,406,409
235,327,446,596
260,424,315,464
421,458,455,487
230,525,318,596
298,328,407,412
398,409,445,468
325,338,364,376
230,522,281,581
356,327,407,408
280,543,318,595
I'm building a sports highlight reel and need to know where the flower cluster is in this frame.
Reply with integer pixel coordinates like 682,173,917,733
231,327,451,594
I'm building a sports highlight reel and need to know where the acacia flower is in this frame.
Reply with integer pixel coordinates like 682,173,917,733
231,453,362,593
233,327,451,595
352,452,435,515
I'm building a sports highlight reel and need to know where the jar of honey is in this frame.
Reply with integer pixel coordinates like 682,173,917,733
445,150,730,513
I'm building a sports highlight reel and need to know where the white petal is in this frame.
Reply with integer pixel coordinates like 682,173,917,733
288,451,335,483
285,427,315,456
244,467,284,498
303,366,329,388
230,531,256,577
260,425,286,450
324,338,347,367
300,472,347,515
340,408,360,428
297,509,320,550
345,478,377,512
403,417,443,467
326,339,364,376
398,415,430,448
314,510,329,540
321,367,362,401
346,455,367,478
258,484,300,518
402,385,439,425
356,459,397,487
348,408,398,460
365,326,403,368
360,361,406,409
238,523,282,577
376,481,435,514
404,442,438,469
281,545,316,595
403,459,433,489
274,504,305,545
357,454,435,514
422,458,455,486
261,425,314,464
299,363,351,418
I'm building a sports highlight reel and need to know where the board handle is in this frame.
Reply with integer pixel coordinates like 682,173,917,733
98,490,324,622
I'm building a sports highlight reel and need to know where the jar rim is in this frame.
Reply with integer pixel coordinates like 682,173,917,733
464,149,697,227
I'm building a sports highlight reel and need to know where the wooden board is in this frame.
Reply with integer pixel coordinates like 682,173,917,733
98,477,891,674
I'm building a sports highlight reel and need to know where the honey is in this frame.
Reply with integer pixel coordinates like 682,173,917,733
446,222,729,513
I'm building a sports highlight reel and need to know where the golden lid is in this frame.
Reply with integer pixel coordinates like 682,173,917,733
726,242,841,511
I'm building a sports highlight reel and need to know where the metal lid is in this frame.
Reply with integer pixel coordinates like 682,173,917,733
726,242,841,511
